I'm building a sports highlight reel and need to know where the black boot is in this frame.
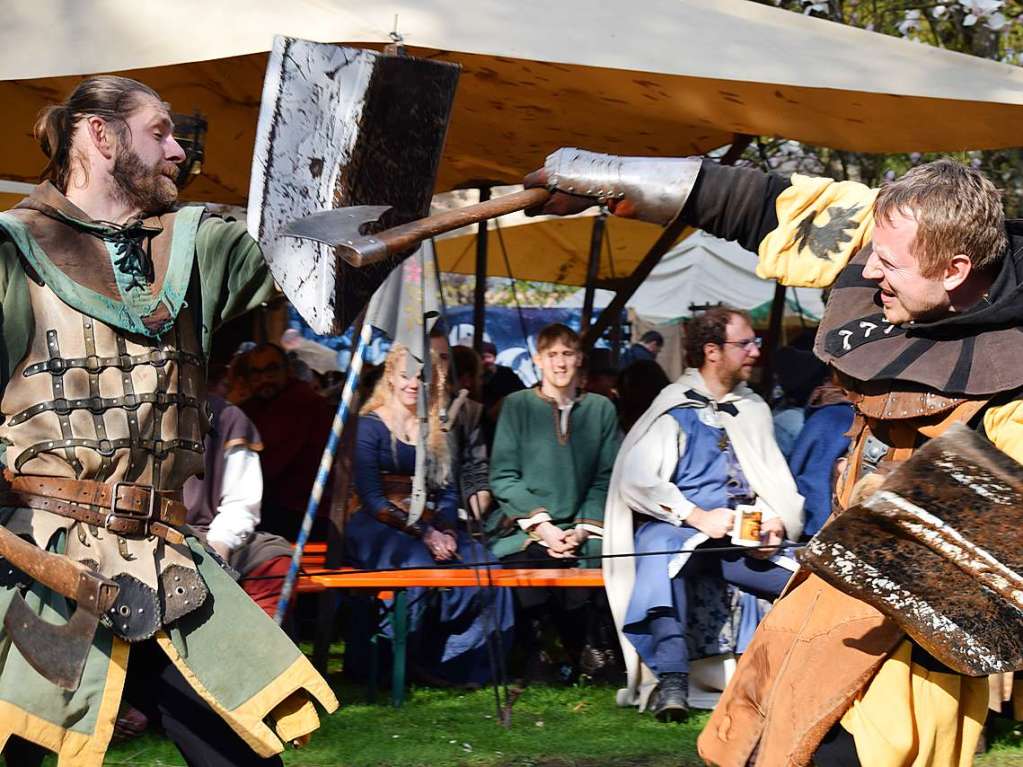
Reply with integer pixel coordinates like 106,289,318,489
650,672,689,723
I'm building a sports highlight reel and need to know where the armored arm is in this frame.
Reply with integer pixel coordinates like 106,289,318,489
534,149,789,251
531,149,876,288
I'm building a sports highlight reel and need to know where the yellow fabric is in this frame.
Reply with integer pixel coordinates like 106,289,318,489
757,174,878,288
0,636,129,767
840,640,987,767
154,632,339,758
270,693,322,744
983,399,1023,465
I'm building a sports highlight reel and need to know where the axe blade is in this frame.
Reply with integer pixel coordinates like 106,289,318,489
4,594,99,690
248,36,459,335
284,206,391,266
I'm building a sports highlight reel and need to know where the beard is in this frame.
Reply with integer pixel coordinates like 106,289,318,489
111,147,179,215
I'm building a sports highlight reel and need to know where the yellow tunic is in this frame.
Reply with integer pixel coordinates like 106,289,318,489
761,174,1021,766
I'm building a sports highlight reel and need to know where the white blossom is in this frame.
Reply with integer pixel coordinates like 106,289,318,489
958,0,1008,30
898,9,923,36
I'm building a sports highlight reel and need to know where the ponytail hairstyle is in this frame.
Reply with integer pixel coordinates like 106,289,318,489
34,76,162,192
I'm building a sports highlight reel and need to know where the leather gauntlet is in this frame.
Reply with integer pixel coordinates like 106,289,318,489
543,148,701,225
371,502,449,537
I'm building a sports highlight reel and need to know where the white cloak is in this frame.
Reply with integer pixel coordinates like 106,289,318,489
603,368,804,708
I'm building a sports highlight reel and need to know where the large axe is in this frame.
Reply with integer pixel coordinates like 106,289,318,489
283,188,551,267
247,36,459,335
0,525,118,689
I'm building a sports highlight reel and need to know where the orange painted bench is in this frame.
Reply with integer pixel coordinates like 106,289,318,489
290,543,602,704
306,567,602,589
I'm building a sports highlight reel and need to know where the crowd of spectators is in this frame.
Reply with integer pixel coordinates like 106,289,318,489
187,314,845,717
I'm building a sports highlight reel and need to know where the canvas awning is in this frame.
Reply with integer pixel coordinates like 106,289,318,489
553,230,826,326
3,0,1023,211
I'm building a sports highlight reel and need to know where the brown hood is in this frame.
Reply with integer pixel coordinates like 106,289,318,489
814,235,1023,397
7,182,185,332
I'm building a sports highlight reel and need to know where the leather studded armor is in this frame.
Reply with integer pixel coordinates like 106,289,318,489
0,278,207,490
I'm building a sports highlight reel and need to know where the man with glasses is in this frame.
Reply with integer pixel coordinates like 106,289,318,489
606,307,803,722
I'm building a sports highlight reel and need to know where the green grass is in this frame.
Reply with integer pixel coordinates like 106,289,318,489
40,679,1023,766
16,648,1023,766
95,679,705,767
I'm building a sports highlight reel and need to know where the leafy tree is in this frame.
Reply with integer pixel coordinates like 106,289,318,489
747,0,1023,214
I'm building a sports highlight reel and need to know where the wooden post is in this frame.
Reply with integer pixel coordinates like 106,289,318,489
582,134,753,351
472,186,491,354
758,282,787,398
581,220,684,350
580,212,606,333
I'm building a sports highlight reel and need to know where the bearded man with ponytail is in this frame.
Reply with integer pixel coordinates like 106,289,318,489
0,76,337,767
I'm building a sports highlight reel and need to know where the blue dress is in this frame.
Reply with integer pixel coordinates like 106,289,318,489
345,412,514,684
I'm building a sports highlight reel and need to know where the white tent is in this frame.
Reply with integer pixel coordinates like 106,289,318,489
555,231,826,326
4,0,1023,208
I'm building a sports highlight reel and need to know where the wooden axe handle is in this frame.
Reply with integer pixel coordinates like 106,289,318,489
378,187,552,256
0,524,117,613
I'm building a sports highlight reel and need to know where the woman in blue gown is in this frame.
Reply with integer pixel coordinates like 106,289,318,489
345,344,513,685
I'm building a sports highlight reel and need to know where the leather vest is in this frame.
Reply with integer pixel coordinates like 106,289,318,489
0,191,212,642
836,384,990,508
699,385,993,767
0,277,207,490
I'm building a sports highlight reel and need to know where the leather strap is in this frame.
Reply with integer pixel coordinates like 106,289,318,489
0,474,186,543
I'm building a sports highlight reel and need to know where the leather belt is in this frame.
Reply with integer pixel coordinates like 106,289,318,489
0,474,186,544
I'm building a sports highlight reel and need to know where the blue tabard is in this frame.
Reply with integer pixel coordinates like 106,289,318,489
667,406,753,511
623,405,763,672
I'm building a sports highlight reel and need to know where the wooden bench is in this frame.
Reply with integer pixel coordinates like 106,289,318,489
290,543,602,705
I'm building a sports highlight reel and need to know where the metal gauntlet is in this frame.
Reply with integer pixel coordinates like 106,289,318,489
543,148,702,225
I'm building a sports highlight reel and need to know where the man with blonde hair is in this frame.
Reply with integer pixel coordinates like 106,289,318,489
526,151,1023,765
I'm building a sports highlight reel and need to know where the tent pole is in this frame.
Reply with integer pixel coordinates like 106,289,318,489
758,282,787,398
580,211,606,333
582,134,753,351
472,186,491,354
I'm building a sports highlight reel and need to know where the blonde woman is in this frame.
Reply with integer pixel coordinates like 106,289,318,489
345,344,513,685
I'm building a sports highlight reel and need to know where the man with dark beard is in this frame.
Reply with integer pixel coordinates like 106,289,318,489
0,77,337,766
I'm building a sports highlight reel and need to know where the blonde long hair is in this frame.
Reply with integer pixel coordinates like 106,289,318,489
361,344,451,486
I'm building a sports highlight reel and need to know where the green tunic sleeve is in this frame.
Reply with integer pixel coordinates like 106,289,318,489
194,217,278,355
489,394,551,521
0,238,34,392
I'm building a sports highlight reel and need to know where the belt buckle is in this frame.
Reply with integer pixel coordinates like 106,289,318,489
105,480,156,536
